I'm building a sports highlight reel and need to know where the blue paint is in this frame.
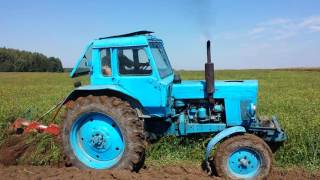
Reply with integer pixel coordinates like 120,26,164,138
69,112,125,169
174,100,185,107
214,104,224,112
178,114,186,135
205,126,246,160
188,107,197,120
175,113,226,136
172,80,257,126
228,148,261,178
172,80,258,100
94,36,149,48
185,123,226,134
197,107,207,119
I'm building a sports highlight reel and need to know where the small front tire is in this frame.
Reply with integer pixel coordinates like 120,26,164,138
214,134,272,179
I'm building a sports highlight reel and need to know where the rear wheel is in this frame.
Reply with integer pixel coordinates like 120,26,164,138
62,95,145,171
214,134,272,179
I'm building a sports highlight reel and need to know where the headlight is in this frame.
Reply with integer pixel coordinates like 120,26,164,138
248,103,256,117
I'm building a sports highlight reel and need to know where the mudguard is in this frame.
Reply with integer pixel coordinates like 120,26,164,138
62,85,137,105
205,126,246,161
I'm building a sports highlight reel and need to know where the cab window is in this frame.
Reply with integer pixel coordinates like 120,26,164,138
70,43,92,78
118,47,151,75
101,48,111,76
149,42,173,78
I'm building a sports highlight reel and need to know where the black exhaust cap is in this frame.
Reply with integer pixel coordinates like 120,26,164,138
205,40,215,103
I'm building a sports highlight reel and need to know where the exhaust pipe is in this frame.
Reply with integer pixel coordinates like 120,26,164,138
205,40,215,104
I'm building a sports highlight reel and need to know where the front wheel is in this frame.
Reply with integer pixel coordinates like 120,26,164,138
62,95,145,171
213,134,272,180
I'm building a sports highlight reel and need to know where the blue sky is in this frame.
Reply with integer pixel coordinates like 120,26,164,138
1,0,320,70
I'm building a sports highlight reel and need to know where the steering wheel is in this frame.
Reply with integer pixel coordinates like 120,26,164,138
139,63,150,70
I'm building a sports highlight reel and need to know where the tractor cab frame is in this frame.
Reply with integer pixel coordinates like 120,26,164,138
70,33,174,117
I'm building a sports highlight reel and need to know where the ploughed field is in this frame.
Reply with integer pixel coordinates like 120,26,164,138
0,164,319,180
0,69,319,179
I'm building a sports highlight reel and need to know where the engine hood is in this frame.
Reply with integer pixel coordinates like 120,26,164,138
172,80,258,101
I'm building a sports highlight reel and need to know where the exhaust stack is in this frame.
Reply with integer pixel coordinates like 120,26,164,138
205,40,215,103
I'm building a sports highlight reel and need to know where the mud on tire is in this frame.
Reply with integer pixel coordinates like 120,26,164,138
62,95,146,172
213,134,272,180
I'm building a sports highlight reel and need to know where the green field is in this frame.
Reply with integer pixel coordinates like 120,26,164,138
0,70,319,169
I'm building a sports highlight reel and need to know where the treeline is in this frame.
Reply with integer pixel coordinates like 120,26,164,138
0,48,63,72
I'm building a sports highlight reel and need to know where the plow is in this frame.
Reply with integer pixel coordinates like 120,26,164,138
8,100,63,136
1,31,286,179
9,117,60,136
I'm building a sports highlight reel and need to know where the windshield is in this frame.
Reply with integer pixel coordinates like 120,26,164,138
71,43,92,78
149,42,173,78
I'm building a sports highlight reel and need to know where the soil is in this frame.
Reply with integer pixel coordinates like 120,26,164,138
0,165,319,180
0,135,319,180
0,135,29,166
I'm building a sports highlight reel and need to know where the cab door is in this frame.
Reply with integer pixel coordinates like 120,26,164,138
113,46,165,116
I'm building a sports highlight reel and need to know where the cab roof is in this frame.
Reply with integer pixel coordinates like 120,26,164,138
99,30,154,39
92,30,162,48
70,31,163,78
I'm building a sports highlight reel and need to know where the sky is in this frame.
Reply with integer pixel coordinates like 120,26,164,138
0,0,320,70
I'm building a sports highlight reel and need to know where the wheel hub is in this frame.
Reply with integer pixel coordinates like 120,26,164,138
239,157,249,167
90,132,108,150
228,148,261,178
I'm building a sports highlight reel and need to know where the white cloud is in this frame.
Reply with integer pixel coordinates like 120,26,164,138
249,27,266,35
260,18,292,26
249,15,320,40
300,16,320,32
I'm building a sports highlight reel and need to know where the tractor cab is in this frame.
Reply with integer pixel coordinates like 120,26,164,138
70,31,174,116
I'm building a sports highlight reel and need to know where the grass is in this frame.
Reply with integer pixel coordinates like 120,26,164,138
0,70,319,170
17,133,61,166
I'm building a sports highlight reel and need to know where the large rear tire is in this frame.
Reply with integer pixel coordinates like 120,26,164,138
214,134,272,180
62,95,145,171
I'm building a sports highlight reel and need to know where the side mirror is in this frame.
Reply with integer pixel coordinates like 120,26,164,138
74,81,82,88
173,73,181,84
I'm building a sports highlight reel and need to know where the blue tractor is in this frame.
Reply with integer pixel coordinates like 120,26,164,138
62,31,286,179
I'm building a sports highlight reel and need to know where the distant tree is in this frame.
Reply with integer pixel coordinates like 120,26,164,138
0,48,64,72
0,61,15,71
48,57,64,72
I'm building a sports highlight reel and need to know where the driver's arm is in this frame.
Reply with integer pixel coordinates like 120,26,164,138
119,54,134,67
102,65,112,76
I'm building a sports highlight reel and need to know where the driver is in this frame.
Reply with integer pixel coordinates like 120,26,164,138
102,50,112,76
102,65,112,76
118,50,134,74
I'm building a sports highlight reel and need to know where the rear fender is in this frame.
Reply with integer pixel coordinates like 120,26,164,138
62,85,144,111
